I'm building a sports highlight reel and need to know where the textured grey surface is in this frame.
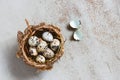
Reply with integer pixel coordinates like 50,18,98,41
0,0,120,80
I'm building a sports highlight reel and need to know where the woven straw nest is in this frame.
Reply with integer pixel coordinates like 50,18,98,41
17,20,64,70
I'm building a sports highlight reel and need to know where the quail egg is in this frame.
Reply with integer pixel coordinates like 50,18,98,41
50,39,60,51
29,47,38,56
43,48,54,58
28,36,39,46
36,55,45,63
37,40,47,52
42,32,53,42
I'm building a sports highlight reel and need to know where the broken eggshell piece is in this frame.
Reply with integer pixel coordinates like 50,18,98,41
50,39,60,51
73,29,83,41
42,32,53,42
70,20,81,29
43,48,55,58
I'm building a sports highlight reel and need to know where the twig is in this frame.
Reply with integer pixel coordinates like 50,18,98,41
25,19,32,33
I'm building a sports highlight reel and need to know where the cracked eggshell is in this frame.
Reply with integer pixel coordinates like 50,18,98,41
70,20,81,29
42,32,53,42
28,36,39,46
29,47,38,56
36,55,45,63
73,29,83,41
50,39,60,51
43,48,55,58
37,40,48,52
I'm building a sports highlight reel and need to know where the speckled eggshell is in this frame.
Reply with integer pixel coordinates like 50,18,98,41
37,40,48,52
28,36,39,46
50,39,60,51
42,32,53,42
43,48,55,58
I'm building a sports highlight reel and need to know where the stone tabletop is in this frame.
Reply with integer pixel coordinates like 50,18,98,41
0,0,120,80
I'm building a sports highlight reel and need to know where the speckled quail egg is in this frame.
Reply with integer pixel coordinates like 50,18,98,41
29,47,38,56
43,48,54,58
37,40,47,52
42,32,53,42
36,55,45,63
50,39,60,51
28,36,39,46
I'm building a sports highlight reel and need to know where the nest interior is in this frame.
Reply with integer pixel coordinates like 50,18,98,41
17,22,64,70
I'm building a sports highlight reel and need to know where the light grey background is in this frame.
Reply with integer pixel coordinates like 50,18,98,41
0,0,120,80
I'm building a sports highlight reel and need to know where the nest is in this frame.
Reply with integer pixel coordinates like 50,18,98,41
17,20,64,70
